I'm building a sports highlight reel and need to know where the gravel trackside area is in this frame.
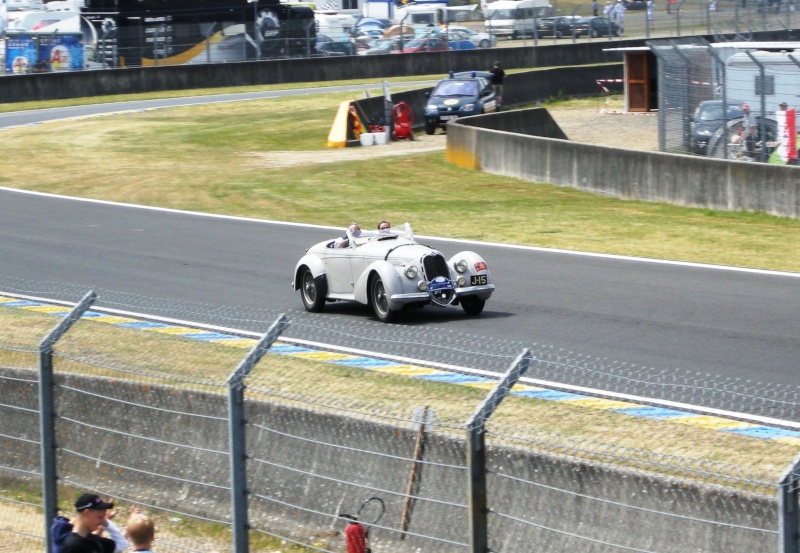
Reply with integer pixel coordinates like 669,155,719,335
252,106,659,168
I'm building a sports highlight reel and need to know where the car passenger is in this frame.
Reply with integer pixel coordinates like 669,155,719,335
377,220,391,234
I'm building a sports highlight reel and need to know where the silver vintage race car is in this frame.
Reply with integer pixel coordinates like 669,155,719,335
292,223,495,322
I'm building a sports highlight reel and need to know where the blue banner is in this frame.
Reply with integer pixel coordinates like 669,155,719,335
5,33,84,74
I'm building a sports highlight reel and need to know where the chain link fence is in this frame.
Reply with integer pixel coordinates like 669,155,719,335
649,35,799,163
1,282,800,552
2,0,799,74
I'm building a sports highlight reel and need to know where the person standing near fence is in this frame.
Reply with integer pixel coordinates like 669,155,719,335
614,0,625,29
52,497,127,553
125,512,156,553
490,60,505,110
742,103,758,158
60,495,117,553
592,0,600,15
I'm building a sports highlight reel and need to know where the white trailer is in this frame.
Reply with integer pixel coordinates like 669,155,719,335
393,2,447,26
725,51,800,113
483,0,553,39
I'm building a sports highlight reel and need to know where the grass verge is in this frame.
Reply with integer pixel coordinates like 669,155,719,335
2,91,799,272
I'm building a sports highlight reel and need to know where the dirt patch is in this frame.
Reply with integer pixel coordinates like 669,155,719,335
250,133,447,168
250,106,659,168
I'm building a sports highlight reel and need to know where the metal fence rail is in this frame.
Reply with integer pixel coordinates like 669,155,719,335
1,286,799,552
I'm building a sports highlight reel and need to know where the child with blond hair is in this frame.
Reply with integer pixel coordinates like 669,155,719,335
125,512,155,553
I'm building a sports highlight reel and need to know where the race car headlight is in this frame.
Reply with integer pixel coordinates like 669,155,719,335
425,104,438,114
418,281,428,291
454,259,468,273
462,103,475,112
404,265,419,279
457,276,467,286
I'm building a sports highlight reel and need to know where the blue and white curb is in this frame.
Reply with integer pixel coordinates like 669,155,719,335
3,294,799,445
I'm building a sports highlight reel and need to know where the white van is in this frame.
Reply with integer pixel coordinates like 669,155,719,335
725,51,800,114
393,3,447,26
315,10,358,40
483,0,553,39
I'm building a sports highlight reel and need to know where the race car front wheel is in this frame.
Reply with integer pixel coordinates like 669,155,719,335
424,122,436,135
370,275,394,323
460,296,485,316
301,268,326,313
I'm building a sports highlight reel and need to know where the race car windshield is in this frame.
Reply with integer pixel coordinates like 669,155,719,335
350,222,415,244
433,81,479,97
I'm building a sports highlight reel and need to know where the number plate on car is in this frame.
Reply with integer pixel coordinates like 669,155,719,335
470,274,488,286
440,115,458,121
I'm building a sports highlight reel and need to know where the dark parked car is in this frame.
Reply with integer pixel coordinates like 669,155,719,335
624,0,648,9
536,16,579,38
573,16,622,37
690,100,744,154
424,73,497,135
705,116,779,161
314,36,356,57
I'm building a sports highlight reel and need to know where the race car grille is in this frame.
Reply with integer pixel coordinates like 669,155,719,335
422,253,449,281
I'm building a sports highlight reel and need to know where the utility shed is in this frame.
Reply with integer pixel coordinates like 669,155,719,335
605,41,800,113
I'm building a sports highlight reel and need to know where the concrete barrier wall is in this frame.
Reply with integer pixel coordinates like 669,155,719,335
0,40,629,103
447,108,800,218
0,30,791,104
0,367,777,552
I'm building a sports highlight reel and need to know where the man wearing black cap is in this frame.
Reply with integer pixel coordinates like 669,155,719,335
60,494,117,553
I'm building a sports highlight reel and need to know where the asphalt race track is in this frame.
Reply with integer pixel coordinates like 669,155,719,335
2,188,799,389
1,89,799,419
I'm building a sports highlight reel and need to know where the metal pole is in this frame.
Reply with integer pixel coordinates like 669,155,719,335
676,0,687,35
779,453,800,553
571,6,581,43
227,314,290,553
465,349,532,553
706,44,729,159
38,291,96,553
670,40,692,155
745,50,768,162
249,0,261,61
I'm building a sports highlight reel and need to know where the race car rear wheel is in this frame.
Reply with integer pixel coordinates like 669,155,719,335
300,268,326,313
460,296,485,316
370,275,395,323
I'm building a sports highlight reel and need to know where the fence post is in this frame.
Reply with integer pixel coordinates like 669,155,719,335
779,454,800,553
226,314,290,553
465,349,532,553
38,290,96,553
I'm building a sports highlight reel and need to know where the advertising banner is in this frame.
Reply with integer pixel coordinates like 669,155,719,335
772,108,798,164
5,33,84,73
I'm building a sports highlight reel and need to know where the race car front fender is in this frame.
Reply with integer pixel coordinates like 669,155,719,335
353,261,407,308
293,254,326,291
